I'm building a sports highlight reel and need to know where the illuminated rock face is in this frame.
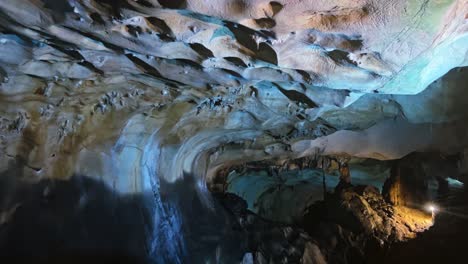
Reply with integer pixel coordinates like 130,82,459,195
0,0,466,188
0,0,466,263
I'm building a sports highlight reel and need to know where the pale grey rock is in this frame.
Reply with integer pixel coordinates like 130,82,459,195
0,1,466,262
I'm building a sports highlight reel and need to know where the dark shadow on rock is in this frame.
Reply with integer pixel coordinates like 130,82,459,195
157,175,247,263
0,158,320,263
157,0,187,9
0,160,248,264
43,0,73,14
0,160,149,264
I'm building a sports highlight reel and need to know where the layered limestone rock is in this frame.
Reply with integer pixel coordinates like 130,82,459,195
0,0,467,263
0,0,466,186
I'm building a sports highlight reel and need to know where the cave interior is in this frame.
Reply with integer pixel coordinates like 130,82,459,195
0,0,467,263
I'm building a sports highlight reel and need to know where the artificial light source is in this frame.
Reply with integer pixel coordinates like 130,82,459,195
425,203,438,214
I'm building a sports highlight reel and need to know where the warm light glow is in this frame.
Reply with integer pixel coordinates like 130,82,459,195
425,203,438,214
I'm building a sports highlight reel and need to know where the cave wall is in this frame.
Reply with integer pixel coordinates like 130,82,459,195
0,0,467,263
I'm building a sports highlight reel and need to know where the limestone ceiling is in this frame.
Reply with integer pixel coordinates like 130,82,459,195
0,0,466,185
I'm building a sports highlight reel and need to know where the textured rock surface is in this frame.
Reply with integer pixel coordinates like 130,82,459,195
224,157,389,223
0,0,466,186
0,0,467,263
303,184,433,263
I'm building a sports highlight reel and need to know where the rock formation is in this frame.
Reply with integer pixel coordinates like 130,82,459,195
0,0,467,263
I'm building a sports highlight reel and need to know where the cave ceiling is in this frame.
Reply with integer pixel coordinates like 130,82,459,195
0,0,467,263
0,0,466,185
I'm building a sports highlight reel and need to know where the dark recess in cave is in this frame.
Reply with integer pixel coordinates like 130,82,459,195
157,0,187,9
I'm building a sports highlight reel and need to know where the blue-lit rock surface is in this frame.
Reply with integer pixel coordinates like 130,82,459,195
0,1,467,263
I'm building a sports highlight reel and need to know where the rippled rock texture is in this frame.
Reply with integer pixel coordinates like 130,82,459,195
0,0,467,263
